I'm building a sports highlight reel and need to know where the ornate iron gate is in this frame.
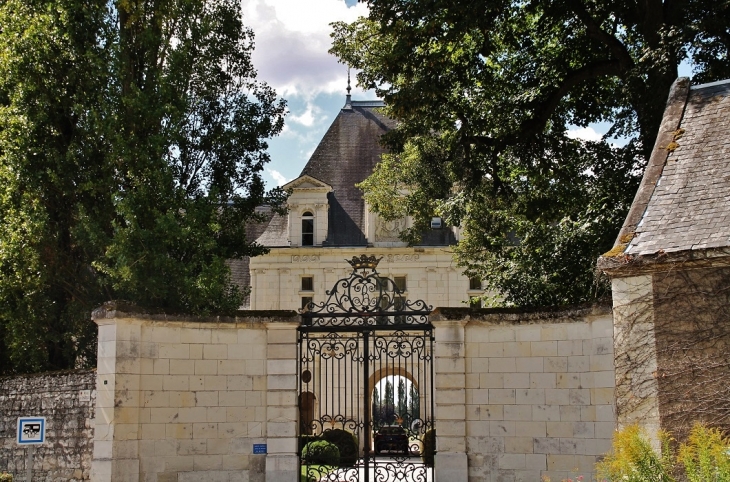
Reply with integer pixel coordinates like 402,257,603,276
298,255,435,482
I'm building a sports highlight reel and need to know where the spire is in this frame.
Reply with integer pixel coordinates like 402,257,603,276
344,68,352,109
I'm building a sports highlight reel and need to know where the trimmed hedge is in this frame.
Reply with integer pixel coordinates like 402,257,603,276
321,429,359,467
302,440,340,467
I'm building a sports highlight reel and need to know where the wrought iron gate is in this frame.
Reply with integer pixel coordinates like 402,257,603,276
298,255,435,482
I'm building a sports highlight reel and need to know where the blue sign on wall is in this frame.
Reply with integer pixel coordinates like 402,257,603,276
253,444,267,454
17,417,46,445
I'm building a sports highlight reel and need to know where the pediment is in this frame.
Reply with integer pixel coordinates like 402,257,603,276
283,175,332,192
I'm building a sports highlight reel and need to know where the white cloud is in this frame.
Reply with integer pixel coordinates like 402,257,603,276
566,126,603,142
288,103,320,127
242,0,370,99
267,168,290,186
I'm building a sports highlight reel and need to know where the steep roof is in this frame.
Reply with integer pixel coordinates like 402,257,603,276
300,100,395,246
255,100,396,247
601,77,730,266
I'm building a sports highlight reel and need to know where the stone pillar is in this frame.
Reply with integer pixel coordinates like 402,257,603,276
433,319,468,480
611,275,661,447
91,317,142,482
265,321,299,482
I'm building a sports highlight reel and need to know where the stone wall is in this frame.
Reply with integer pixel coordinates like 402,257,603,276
91,303,299,482
433,305,616,482
0,303,616,482
0,369,96,481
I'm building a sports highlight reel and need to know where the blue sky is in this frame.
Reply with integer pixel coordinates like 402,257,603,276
245,0,694,190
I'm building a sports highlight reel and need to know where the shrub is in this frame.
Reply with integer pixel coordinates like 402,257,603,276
678,424,730,482
0,473,12,482
302,440,340,467
298,434,319,452
421,429,436,467
596,424,674,482
321,429,358,467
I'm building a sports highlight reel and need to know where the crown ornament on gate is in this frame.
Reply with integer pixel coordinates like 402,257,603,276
346,254,383,271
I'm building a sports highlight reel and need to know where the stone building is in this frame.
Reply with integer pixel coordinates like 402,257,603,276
600,77,730,442
237,97,485,311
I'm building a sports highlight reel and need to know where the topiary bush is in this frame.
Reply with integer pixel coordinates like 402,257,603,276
421,429,436,467
302,440,340,467
321,428,359,467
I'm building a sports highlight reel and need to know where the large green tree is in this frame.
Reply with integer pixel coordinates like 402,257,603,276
331,0,730,307
0,0,285,373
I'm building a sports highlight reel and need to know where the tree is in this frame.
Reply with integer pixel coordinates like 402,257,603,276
384,378,395,423
408,383,420,425
330,0,730,307
372,385,382,425
0,0,285,374
397,377,407,420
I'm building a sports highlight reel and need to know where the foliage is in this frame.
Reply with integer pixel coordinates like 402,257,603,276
596,425,675,482
331,0,730,307
678,424,730,482
321,429,359,467
302,440,341,467
0,0,285,373
421,429,436,467
0,473,12,482
597,423,730,482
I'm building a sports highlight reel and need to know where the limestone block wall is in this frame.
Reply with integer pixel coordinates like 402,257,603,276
434,305,616,482
0,369,96,481
90,303,298,482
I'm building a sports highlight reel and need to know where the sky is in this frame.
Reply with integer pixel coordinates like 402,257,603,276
244,0,693,190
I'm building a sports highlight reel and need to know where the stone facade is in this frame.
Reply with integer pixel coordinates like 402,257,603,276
0,370,96,481
607,263,730,445
249,247,480,311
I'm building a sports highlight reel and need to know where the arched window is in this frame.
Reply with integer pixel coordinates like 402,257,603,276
302,211,314,246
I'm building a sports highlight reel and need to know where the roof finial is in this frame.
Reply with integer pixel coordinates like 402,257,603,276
344,67,352,109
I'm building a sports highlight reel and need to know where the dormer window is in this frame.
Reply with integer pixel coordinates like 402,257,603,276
302,211,314,246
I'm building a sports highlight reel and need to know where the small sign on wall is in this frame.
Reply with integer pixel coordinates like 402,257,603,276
253,444,267,454
79,390,91,402
17,417,46,445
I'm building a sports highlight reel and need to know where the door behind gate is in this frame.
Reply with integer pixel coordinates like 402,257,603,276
298,255,435,482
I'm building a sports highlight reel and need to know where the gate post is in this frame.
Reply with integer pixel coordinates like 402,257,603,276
432,318,469,480
264,321,299,482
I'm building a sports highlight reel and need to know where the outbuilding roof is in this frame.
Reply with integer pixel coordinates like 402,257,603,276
606,77,730,261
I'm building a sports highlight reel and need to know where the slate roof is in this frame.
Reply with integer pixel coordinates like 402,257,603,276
617,78,730,257
300,100,396,246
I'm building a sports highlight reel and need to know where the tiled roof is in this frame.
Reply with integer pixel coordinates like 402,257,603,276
623,78,730,256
